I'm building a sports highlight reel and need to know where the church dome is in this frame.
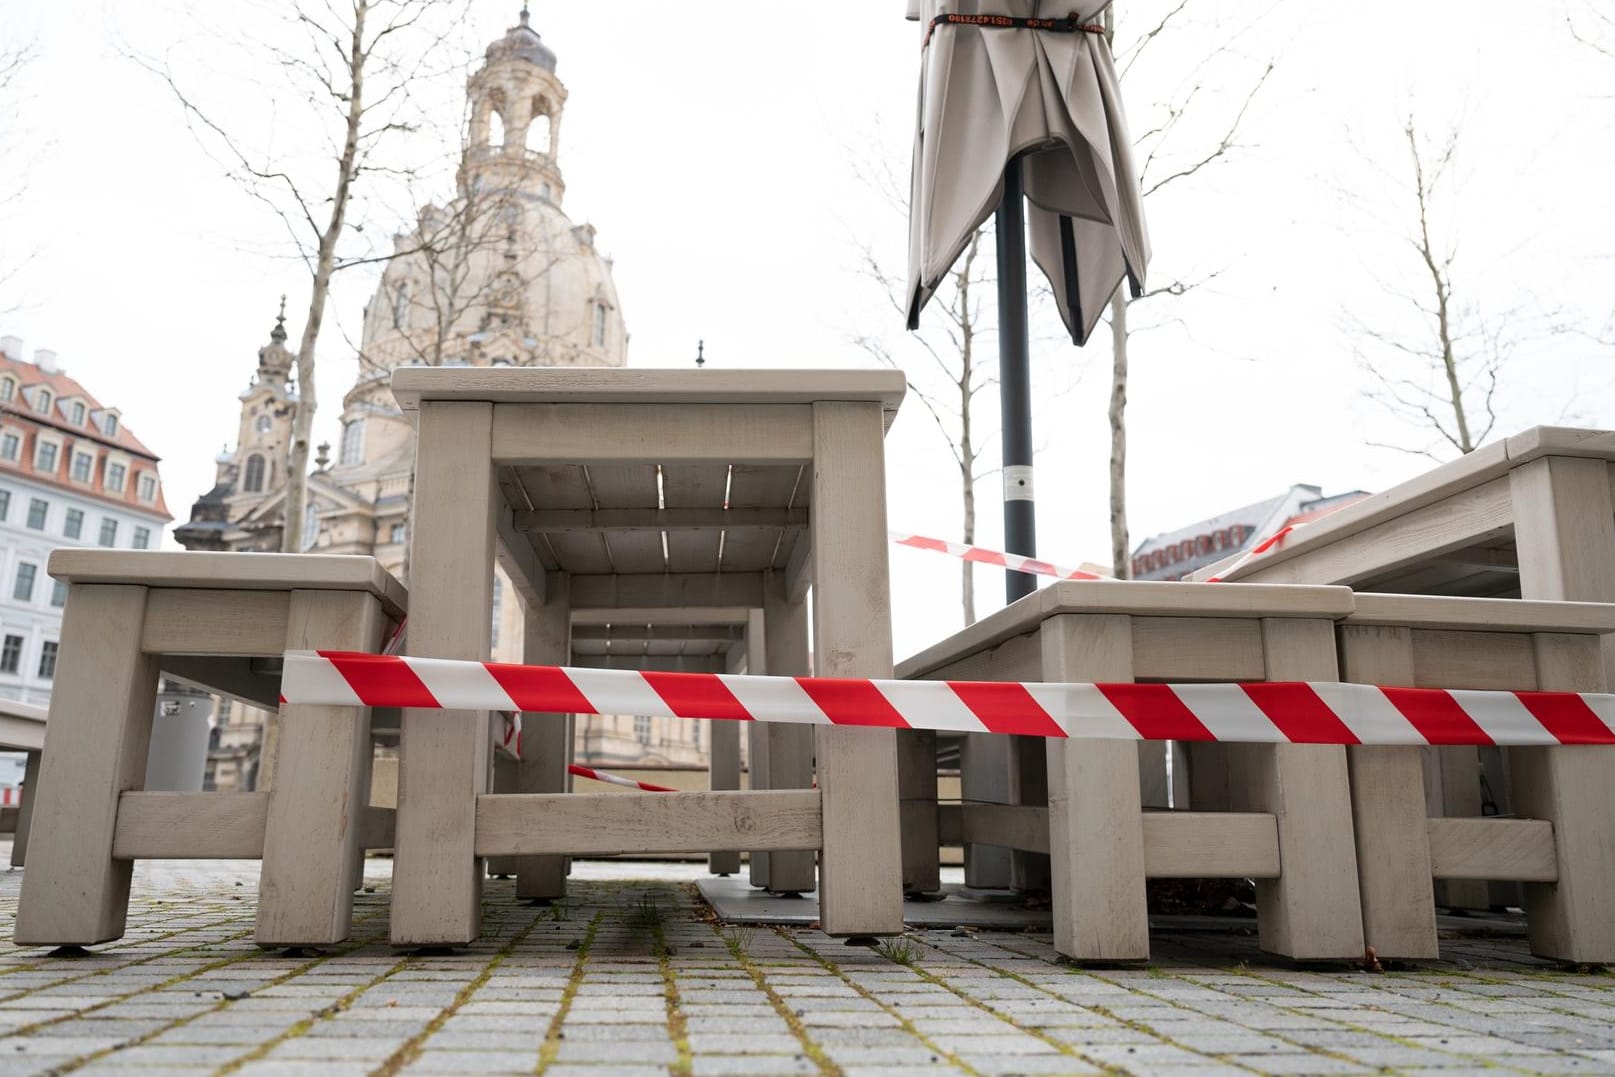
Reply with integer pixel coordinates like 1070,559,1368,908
487,8,557,73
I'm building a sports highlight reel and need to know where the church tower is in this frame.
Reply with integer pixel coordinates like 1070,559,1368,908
463,4,568,206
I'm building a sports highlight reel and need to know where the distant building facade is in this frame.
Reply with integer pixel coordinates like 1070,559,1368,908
0,336,172,781
1130,484,1369,582
178,11,705,789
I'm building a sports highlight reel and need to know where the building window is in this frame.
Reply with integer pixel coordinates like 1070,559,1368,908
634,715,652,746
37,641,57,680
106,462,126,493
389,523,405,544
0,433,18,461
243,454,265,493
50,579,67,608
64,507,83,539
0,635,20,674
256,414,272,434
70,401,85,425
592,302,608,347
392,282,410,329
105,414,118,437
339,420,364,466
133,526,152,550
25,498,46,530
0,489,9,520
13,562,35,601
35,441,57,473
71,452,92,482
98,518,118,547
35,389,51,414
0,378,12,401
139,474,156,501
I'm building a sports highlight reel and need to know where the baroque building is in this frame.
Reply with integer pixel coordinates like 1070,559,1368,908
176,10,713,791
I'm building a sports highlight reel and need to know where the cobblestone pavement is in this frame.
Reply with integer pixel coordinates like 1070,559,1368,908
2,855,1614,1076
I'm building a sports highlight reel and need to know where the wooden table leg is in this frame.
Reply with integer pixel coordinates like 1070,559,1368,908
756,570,815,894
257,589,385,947
708,606,754,877
15,585,159,945
392,401,498,947
517,572,571,900
811,401,901,936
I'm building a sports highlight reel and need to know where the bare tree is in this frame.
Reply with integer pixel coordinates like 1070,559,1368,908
0,34,35,308
857,229,993,624
1103,3,1275,577
1349,119,1516,458
1569,0,1615,61
138,0,468,551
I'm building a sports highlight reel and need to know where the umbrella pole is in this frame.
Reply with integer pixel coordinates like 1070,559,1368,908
996,155,1036,604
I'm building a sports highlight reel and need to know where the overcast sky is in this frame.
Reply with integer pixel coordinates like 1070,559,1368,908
2,1,1612,657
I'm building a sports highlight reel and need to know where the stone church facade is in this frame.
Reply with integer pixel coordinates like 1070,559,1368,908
178,11,705,790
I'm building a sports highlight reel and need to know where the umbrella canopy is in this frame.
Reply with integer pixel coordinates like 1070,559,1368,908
906,1,1150,345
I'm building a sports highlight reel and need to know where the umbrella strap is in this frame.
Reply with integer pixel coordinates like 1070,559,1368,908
923,12,1106,48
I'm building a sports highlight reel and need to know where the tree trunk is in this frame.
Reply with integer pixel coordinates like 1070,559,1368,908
1107,287,1131,579
281,0,371,551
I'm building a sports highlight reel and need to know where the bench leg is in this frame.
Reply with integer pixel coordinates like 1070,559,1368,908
1515,632,1615,963
899,731,940,894
15,585,158,945
256,589,385,947
486,755,520,878
10,749,41,868
1250,618,1364,960
709,607,752,876
1042,613,1148,962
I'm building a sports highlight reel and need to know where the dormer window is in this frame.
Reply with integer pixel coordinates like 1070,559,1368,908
138,474,157,502
69,401,85,425
106,462,126,493
35,389,51,414
105,414,118,437
592,302,608,347
0,378,14,402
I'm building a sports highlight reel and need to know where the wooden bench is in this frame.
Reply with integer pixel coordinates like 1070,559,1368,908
1338,593,1615,963
0,697,46,868
899,580,1364,962
13,551,406,949
390,367,906,943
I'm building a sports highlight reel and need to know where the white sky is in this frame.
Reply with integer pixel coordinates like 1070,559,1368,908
1,1,1612,659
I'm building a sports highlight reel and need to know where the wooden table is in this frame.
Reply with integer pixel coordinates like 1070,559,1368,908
388,367,907,945
0,696,46,868
898,580,1363,962
13,551,406,948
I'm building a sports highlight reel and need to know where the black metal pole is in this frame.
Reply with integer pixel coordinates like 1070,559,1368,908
996,155,1036,604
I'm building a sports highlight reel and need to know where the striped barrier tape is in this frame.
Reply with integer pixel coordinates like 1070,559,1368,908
279,650,1615,748
0,787,20,808
567,764,677,792
890,532,1110,581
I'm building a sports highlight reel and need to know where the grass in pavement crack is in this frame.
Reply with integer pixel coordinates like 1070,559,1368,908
372,908,562,1077
534,910,604,1074
716,923,841,1076
654,917,694,1077
779,927,980,1076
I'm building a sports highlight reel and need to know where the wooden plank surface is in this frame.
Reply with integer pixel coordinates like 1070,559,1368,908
1142,812,1280,879
46,550,408,616
492,404,815,465
111,793,268,859
1426,818,1557,881
474,791,821,856
140,589,290,657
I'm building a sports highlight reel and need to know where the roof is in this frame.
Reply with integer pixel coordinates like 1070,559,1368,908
0,351,160,458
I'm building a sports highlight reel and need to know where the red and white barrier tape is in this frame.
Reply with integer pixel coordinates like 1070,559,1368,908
890,532,1110,581
567,764,677,792
280,650,1615,748
0,787,20,808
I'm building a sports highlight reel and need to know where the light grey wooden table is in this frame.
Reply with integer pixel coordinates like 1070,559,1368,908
388,366,908,946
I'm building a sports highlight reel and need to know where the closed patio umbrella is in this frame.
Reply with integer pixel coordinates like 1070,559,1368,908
905,1,1150,347
904,1,1150,604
